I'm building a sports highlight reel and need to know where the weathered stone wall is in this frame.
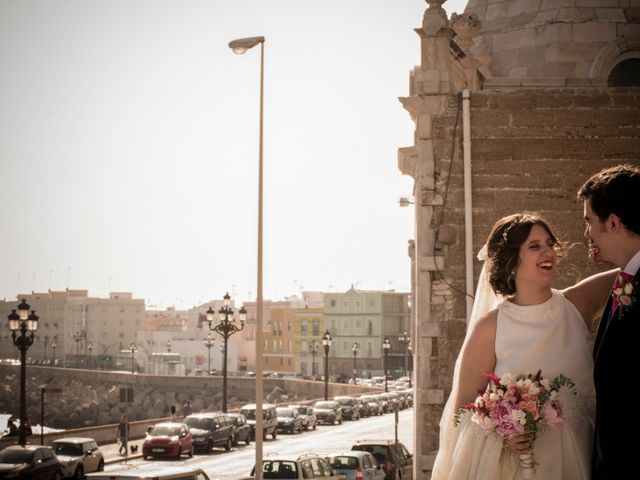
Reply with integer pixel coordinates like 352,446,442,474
426,87,640,456
0,365,379,429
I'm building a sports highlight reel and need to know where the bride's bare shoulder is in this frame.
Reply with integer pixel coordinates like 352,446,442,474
469,308,499,337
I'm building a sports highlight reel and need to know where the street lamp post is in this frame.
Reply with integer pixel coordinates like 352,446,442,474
228,34,265,480
382,337,391,393
203,334,215,375
398,331,410,378
310,341,319,378
352,342,359,384
129,343,137,374
87,342,93,369
322,330,332,400
206,293,246,413
407,341,413,388
51,341,57,365
7,299,39,446
72,331,83,364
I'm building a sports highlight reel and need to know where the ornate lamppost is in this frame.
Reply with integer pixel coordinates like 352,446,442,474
206,293,247,412
7,299,39,446
398,331,410,378
203,334,215,375
72,331,83,363
352,342,359,384
87,342,93,369
382,337,391,393
129,343,137,374
310,340,319,378
322,330,332,400
51,341,57,365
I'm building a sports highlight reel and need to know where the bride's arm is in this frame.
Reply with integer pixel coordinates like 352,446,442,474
563,268,619,329
453,309,498,411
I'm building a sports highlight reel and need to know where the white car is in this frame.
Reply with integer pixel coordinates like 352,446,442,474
251,453,342,479
52,437,104,479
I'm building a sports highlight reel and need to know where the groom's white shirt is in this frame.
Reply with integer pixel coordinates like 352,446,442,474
623,249,640,276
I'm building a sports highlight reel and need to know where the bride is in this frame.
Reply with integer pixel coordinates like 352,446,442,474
432,213,617,479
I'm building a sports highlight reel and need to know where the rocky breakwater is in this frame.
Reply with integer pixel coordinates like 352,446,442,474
0,365,309,429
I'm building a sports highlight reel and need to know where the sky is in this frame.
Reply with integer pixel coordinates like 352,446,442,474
0,0,469,309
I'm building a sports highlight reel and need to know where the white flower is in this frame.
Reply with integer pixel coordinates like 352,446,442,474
550,390,559,400
528,384,540,395
524,378,532,387
501,373,513,385
489,393,499,401
624,283,633,295
511,409,527,425
541,379,550,389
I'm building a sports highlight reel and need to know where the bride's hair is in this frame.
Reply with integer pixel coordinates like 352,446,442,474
487,213,560,296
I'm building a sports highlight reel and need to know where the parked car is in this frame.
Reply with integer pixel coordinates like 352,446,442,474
313,400,342,425
333,396,360,420
184,412,234,452
0,445,63,480
326,451,385,480
359,396,383,416
275,407,303,434
87,465,209,480
225,413,252,446
240,403,278,440
288,404,317,430
142,422,193,460
52,437,104,479
351,440,413,480
250,453,342,479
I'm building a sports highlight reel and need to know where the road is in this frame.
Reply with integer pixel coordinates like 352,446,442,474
105,408,414,480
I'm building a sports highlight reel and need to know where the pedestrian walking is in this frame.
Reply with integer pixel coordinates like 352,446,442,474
182,400,193,418
169,405,177,420
117,414,129,455
5,419,18,437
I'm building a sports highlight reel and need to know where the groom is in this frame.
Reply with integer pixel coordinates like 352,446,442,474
578,164,640,480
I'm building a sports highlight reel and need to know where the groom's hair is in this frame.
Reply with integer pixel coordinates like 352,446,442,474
577,164,640,235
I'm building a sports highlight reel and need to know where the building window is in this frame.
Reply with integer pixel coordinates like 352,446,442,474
301,320,308,336
301,341,308,353
312,320,320,336
367,320,373,335
330,299,336,307
273,340,277,352
301,362,307,375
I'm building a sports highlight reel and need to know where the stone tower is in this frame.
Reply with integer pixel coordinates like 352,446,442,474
399,0,640,477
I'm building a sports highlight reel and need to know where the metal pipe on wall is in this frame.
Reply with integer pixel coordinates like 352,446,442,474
462,89,474,321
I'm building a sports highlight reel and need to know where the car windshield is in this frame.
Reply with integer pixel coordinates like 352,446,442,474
336,398,354,406
314,401,335,409
240,409,256,420
329,456,359,469
53,443,83,456
296,407,308,414
185,417,213,430
277,409,295,417
149,425,180,436
262,460,298,479
0,449,34,463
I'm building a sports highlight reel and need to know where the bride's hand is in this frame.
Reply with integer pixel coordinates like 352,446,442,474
506,432,535,454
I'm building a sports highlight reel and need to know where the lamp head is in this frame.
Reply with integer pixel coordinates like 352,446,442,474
228,36,265,54
17,299,30,321
27,310,39,331
206,306,215,323
7,310,20,331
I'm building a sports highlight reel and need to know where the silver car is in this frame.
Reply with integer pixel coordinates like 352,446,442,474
52,437,104,479
326,451,385,480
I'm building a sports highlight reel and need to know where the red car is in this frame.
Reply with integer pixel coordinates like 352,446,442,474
142,422,193,460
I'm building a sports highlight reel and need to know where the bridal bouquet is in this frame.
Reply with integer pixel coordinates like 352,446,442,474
455,370,575,478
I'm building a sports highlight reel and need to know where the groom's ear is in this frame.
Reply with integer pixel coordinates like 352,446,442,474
607,213,622,233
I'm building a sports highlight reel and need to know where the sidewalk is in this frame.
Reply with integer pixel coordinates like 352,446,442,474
100,439,144,465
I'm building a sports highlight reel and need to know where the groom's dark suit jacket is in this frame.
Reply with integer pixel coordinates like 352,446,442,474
592,271,639,480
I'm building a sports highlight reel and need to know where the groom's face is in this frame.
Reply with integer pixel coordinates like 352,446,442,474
583,199,610,263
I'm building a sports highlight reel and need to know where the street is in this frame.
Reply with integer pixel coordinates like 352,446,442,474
106,407,414,480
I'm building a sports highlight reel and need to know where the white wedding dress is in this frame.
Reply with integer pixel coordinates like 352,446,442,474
435,289,595,479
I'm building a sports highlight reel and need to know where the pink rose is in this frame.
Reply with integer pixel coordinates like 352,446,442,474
620,295,632,306
542,401,563,429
